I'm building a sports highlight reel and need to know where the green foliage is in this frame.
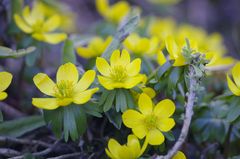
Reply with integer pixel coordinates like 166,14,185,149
0,116,45,137
62,39,76,64
0,46,35,58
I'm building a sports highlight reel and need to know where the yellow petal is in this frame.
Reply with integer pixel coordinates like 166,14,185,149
73,88,99,104
126,58,141,76
58,98,73,106
0,92,7,101
227,74,240,96
98,76,114,90
32,98,59,110
127,135,141,158
154,99,175,118
75,70,96,93
173,55,186,66
157,50,167,66
232,62,240,88
0,72,13,92
33,73,56,96
142,87,156,98
120,49,131,64
76,47,95,59
14,14,32,33
57,63,79,84
147,129,164,145
107,138,122,159
132,125,148,139
105,148,115,159
123,75,144,89
32,33,67,44
96,0,109,16
43,15,61,32
138,93,153,115
110,50,121,66
96,57,111,76
172,151,186,159
22,6,35,26
157,118,175,132
122,110,144,128
165,36,179,59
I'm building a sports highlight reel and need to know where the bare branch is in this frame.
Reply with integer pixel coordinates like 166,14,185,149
156,65,198,159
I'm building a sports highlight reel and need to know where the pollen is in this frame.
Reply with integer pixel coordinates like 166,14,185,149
110,65,128,82
54,80,74,98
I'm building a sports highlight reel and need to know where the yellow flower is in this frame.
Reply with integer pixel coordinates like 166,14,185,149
122,93,176,145
227,62,240,96
14,5,67,44
105,134,147,159
96,0,130,23
123,33,159,55
172,151,187,159
34,1,76,32
32,63,99,110
96,49,145,90
76,36,112,59
0,72,13,100
148,18,176,48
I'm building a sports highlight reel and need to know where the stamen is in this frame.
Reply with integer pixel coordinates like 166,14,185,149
54,80,74,98
110,65,128,82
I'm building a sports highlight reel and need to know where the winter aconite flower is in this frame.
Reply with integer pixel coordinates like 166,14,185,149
32,63,99,110
14,5,67,44
76,36,112,59
122,93,175,145
123,33,159,56
96,0,130,23
96,49,145,90
105,134,147,159
172,151,187,159
227,62,240,96
0,72,13,101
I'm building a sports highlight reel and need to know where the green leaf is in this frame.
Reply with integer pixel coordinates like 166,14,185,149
168,67,182,89
62,39,76,64
162,131,175,141
103,90,116,112
72,106,87,137
81,102,102,118
157,61,172,78
44,108,63,139
0,46,35,58
115,89,127,112
98,90,110,106
123,89,136,109
105,109,122,129
227,98,240,122
101,15,140,59
0,115,45,137
63,106,78,141
0,110,3,122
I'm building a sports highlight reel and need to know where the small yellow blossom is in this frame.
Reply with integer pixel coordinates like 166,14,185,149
76,36,112,59
32,63,99,110
227,62,240,96
148,18,176,48
172,151,187,159
0,72,13,100
123,33,159,55
105,134,147,159
96,0,130,23
122,93,176,145
34,1,76,32
96,49,145,90
14,5,67,44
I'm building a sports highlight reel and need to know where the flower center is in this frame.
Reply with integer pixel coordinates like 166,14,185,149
32,20,45,33
54,80,74,98
144,114,158,130
110,65,128,82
